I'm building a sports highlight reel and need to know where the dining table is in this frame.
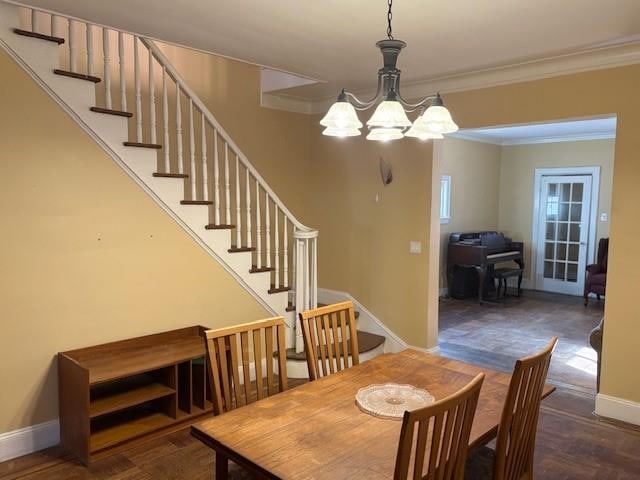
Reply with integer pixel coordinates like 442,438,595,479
191,348,555,479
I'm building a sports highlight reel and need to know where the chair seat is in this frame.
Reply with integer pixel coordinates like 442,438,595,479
588,273,607,286
465,445,495,479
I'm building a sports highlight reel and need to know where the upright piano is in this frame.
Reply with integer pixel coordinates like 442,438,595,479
447,231,524,303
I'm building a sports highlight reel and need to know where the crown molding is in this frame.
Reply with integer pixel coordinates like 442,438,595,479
451,130,616,146
268,40,640,115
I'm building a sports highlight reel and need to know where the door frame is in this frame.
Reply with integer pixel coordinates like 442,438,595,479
531,166,600,292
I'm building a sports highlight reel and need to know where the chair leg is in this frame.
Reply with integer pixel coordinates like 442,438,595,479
597,294,601,301
584,294,589,306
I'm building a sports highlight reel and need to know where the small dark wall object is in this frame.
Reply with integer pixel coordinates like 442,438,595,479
379,157,393,185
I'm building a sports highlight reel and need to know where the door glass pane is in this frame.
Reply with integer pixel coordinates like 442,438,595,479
561,184,571,202
544,261,554,279
559,203,569,221
545,242,555,259
568,244,579,262
567,264,578,282
555,262,566,280
572,183,583,202
556,243,567,261
570,223,580,242
570,204,582,222
558,223,568,241
545,222,556,241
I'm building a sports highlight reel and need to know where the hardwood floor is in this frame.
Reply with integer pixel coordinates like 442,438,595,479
439,290,604,393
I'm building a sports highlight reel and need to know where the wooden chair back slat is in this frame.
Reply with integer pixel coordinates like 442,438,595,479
204,317,288,415
299,301,360,381
394,373,485,480
493,337,558,480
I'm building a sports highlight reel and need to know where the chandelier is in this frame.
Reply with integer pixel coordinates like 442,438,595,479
320,0,459,142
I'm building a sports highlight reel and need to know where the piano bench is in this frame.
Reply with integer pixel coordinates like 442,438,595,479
493,268,524,299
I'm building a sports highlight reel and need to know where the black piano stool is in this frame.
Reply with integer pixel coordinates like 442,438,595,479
494,267,524,299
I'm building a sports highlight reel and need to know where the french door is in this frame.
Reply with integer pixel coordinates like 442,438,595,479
535,175,593,295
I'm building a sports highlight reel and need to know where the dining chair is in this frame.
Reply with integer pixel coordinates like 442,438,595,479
299,300,359,380
465,336,559,480
204,316,288,415
394,372,485,480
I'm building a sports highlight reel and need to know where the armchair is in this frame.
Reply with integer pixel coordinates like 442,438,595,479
584,238,608,306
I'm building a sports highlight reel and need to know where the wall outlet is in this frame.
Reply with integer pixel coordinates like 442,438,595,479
600,212,608,222
410,241,422,254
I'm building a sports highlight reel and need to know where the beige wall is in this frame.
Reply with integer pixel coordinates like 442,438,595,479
0,42,321,432
498,140,615,282
439,137,502,288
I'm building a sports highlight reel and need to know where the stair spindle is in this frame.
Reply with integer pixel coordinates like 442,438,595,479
176,86,184,173
265,193,271,269
246,168,252,248
162,66,170,172
255,180,262,269
189,99,197,200
235,155,241,246
283,217,288,288
85,24,93,77
50,15,58,38
102,28,111,109
213,132,221,223
31,9,37,33
201,113,208,202
149,52,156,144
224,143,231,225
274,206,280,289
134,37,142,142
68,20,76,72
118,32,127,111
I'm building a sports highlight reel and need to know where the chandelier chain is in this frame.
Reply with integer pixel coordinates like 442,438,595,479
387,0,393,39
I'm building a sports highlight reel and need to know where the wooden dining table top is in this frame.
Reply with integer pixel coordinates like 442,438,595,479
191,349,555,480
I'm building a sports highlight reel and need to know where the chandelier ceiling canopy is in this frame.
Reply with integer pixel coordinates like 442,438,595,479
320,0,459,142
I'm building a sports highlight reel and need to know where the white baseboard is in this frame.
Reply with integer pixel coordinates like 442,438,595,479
595,393,640,426
0,419,59,463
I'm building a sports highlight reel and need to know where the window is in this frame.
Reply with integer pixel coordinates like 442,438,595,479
440,175,451,224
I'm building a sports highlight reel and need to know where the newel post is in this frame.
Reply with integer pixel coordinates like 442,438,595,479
293,229,318,353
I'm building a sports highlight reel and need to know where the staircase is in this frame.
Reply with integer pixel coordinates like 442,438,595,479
0,2,385,376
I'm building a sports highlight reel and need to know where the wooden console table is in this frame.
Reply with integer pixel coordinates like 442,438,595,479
58,326,212,465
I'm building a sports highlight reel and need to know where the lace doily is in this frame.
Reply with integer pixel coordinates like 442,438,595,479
355,383,435,420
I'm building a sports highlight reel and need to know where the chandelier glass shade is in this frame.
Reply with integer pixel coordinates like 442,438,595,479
320,0,458,142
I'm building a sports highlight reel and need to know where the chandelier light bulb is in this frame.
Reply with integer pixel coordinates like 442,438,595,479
320,97,363,130
366,90,412,129
420,95,459,134
322,126,361,137
366,127,404,142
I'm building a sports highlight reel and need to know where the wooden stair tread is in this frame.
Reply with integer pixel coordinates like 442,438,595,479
205,224,235,230
90,106,133,118
181,200,212,205
153,172,188,178
54,69,101,83
228,246,256,253
268,286,291,294
123,141,162,149
283,331,385,361
13,28,65,44
249,266,275,273
90,381,175,418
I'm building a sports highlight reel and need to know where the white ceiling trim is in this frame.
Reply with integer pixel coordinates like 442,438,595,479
293,39,640,115
452,130,616,146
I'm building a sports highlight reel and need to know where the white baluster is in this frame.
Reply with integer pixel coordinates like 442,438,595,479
149,52,156,144
50,15,58,38
274,206,280,289
201,113,208,202
235,155,241,246
134,37,142,142
265,194,271,269
255,180,262,269
189,99,197,200
86,24,93,77
224,143,230,225
283,217,288,288
246,168,251,248
31,9,37,32
214,132,221,224
102,28,112,108
311,236,318,308
176,87,183,173
68,20,76,73
162,66,170,172
118,32,127,111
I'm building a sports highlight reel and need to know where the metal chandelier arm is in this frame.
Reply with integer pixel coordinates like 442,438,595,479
342,75,384,110
396,91,438,112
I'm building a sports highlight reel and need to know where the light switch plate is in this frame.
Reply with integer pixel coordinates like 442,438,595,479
410,241,422,254
600,212,608,222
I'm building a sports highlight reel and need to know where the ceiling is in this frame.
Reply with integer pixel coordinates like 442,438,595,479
21,0,640,102
453,117,617,145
